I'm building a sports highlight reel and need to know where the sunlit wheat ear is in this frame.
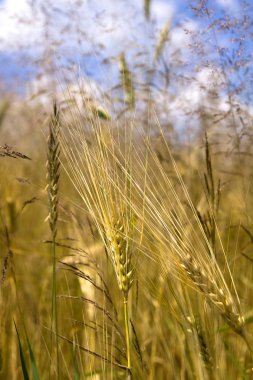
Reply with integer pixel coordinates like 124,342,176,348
150,176,244,335
104,216,134,300
180,253,244,333
102,214,135,374
46,102,60,239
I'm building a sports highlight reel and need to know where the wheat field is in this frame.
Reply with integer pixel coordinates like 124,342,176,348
1,1,253,379
1,88,253,380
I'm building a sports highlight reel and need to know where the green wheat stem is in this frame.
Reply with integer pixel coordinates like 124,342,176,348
51,236,59,380
123,297,131,378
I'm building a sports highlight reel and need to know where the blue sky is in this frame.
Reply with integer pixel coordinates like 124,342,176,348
0,0,252,109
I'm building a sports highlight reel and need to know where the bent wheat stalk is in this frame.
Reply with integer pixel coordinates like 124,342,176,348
123,123,245,337
99,118,245,338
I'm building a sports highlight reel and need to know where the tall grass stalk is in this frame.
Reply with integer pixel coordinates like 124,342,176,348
46,102,60,379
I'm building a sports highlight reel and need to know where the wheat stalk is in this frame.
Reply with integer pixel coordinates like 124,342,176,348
46,101,60,379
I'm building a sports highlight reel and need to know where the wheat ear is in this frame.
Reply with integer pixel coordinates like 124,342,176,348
180,252,244,333
46,101,60,379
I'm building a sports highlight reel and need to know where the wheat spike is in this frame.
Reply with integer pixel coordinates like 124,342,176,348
180,252,244,333
104,216,134,299
46,102,60,240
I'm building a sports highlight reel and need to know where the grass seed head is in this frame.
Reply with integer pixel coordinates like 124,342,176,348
46,102,60,240
104,216,134,299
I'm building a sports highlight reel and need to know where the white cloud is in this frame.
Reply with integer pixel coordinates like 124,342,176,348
215,0,239,13
151,0,174,23
171,19,198,48
0,0,159,56
0,0,45,51
154,65,227,128
196,66,224,89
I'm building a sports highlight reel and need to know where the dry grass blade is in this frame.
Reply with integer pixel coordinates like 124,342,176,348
59,259,117,315
58,295,124,340
196,133,221,253
57,333,129,371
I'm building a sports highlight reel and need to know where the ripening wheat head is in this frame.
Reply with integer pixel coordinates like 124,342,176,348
59,101,143,300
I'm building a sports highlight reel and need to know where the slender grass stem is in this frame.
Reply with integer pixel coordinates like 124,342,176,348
52,238,59,380
123,297,131,378
47,101,60,380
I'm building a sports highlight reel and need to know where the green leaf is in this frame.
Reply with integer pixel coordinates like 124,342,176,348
14,321,30,380
26,334,40,380
74,368,80,380
92,106,111,120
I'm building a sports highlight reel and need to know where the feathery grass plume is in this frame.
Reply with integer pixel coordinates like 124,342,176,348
60,104,143,377
46,101,60,379
119,53,135,109
154,21,170,62
196,133,221,255
0,145,31,160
